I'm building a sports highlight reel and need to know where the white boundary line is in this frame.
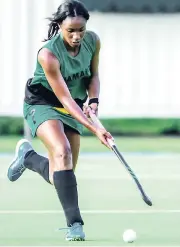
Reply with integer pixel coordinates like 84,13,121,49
1,209,180,214
0,246,179,247
2,175,180,180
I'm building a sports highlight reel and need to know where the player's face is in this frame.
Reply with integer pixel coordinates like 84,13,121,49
60,16,86,48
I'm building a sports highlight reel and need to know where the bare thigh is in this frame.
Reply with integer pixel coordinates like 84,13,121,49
36,120,73,182
65,127,80,171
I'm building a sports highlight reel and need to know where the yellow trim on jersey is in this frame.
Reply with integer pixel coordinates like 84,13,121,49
54,107,70,115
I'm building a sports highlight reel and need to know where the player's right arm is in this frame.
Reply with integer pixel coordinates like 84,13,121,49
38,48,112,148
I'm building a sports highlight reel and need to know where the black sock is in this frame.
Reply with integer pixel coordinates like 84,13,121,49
53,170,84,226
24,151,51,184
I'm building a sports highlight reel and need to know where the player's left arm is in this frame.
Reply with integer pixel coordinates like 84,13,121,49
85,34,101,116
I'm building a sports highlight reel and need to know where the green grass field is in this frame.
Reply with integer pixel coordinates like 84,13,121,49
0,136,180,246
0,136,179,153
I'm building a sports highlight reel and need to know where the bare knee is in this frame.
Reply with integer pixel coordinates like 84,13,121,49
50,145,72,171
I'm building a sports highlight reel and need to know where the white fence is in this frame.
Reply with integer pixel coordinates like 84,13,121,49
0,0,179,118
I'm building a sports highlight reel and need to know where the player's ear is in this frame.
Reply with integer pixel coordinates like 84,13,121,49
57,23,62,31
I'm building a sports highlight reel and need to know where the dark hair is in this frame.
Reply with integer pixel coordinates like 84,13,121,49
44,0,90,41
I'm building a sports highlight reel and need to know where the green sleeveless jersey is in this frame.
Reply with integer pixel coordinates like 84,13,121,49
30,31,96,104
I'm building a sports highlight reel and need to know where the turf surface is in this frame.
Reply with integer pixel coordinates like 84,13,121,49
0,136,179,153
0,152,180,246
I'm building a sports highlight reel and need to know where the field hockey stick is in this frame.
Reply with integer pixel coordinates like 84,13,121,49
89,111,152,207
